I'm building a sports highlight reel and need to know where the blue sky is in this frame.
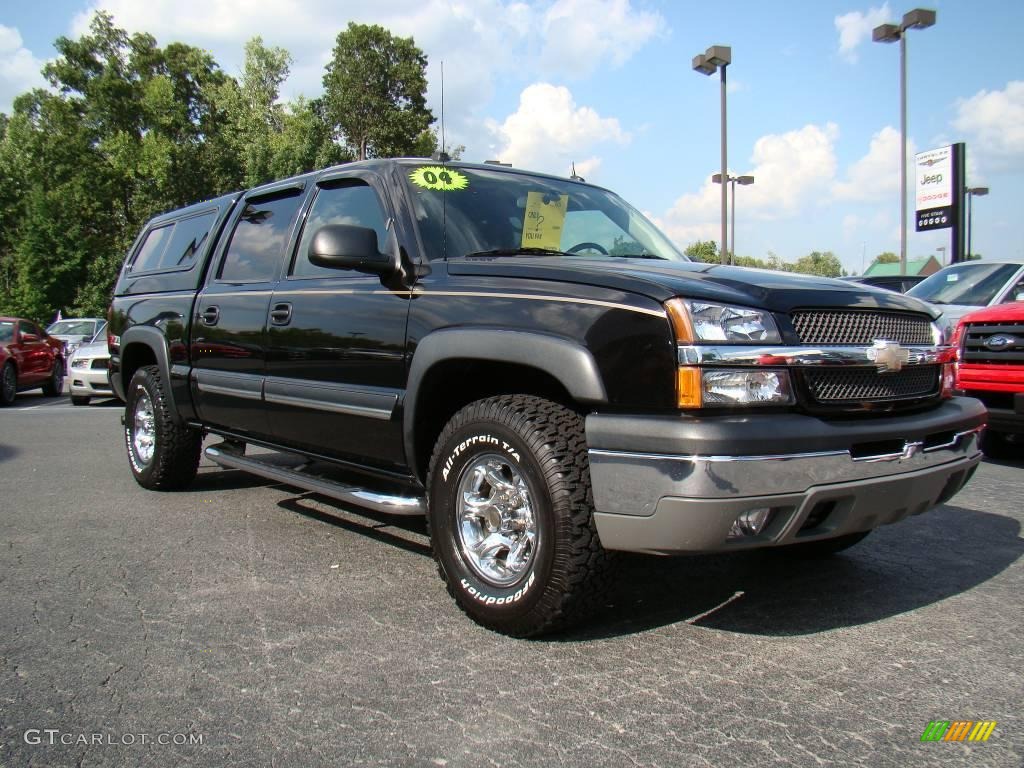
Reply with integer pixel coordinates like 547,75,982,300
2,0,1022,273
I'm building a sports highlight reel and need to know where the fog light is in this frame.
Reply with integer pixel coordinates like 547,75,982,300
728,507,774,539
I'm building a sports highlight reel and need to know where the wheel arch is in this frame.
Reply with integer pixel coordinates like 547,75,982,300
119,327,180,422
404,329,607,483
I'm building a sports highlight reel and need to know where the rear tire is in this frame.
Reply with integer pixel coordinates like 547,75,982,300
777,530,871,558
0,362,15,406
125,365,202,490
41,359,63,397
71,395,91,406
427,395,612,637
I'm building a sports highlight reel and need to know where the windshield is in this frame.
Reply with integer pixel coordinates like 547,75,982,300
402,165,686,262
47,320,97,336
0,321,13,343
88,322,108,344
907,263,1022,306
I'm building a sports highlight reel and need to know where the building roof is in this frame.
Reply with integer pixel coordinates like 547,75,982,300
865,257,937,276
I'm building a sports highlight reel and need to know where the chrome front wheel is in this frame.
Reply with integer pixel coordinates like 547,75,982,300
131,391,156,466
456,454,538,588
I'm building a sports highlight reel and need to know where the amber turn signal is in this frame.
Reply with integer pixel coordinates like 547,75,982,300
677,366,702,408
665,298,694,344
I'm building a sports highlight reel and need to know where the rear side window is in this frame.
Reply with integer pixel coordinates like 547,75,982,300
219,192,304,282
131,211,216,273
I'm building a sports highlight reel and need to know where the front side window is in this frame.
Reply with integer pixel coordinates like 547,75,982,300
402,165,685,262
219,192,304,283
0,321,14,343
292,182,390,278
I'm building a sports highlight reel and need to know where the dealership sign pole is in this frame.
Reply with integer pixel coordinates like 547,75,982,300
914,142,965,263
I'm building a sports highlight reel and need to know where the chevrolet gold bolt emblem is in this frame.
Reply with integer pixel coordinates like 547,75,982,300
867,340,911,373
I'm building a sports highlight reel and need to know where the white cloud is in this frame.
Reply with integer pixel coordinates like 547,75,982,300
833,125,916,201
540,0,664,78
952,81,1024,170
71,0,662,154
485,83,628,176
0,25,45,113
834,3,891,62
661,123,840,248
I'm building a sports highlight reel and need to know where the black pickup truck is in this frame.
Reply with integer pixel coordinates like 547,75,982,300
108,159,985,636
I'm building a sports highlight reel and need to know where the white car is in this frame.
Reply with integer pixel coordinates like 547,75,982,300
67,324,115,405
46,317,105,360
907,259,1024,336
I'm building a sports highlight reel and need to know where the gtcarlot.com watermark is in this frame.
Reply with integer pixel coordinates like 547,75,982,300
24,729,203,747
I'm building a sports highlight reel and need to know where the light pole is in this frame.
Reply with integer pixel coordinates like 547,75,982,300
713,173,754,264
693,45,732,265
965,186,989,258
873,8,936,275
936,245,946,266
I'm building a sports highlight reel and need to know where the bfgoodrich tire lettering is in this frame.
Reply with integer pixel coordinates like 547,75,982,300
427,395,612,637
124,365,202,490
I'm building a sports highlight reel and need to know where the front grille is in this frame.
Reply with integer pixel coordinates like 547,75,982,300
961,321,1024,365
90,358,109,370
804,366,939,402
791,310,933,345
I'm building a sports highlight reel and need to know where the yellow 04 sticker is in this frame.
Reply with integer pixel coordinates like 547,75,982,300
409,166,469,191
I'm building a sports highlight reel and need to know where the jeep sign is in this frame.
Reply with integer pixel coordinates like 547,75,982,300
915,145,953,231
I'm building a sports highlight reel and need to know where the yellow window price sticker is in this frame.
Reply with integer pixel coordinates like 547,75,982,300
409,166,469,191
521,191,569,250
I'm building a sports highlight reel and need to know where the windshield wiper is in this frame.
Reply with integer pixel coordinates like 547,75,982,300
464,248,575,258
612,253,667,260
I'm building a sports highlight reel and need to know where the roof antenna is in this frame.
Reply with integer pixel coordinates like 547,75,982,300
570,161,585,182
434,60,450,163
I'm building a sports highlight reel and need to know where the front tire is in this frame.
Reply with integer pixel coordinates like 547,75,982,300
427,395,611,637
125,365,202,490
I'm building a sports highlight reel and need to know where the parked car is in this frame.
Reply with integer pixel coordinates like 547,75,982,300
907,259,1024,335
841,274,927,293
46,317,105,359
109,159,984,636
954,301,1024,459
68,323,114,406
0,317,66,406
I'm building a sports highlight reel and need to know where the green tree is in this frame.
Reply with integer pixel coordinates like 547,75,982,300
322,23,434,160
684,240,719,263
791,250,846,277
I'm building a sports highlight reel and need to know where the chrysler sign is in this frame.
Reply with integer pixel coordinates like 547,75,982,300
915,145,953,231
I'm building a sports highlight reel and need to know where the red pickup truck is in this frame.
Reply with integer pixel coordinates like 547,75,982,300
956,302,1024,458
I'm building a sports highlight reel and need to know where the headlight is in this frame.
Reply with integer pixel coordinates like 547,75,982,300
71,357,89,369
667,299,781,343
702,369,793,406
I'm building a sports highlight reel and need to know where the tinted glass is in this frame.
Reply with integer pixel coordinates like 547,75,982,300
219,193,304,282
132,224,174,272
159,211,216,270
21,321,42,337
402,165,685,262
0,321,13,343
293,183,389,278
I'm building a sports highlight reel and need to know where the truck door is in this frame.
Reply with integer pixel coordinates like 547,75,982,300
264,173,410,470
191,183,309,438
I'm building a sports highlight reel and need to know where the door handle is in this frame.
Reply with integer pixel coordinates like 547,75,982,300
270,303,292,326
200,306,220,326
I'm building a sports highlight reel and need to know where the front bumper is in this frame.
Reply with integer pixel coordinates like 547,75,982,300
69,366,113,398
587,397,986,555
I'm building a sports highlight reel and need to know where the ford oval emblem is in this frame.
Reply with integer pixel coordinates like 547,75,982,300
983,334,1016,351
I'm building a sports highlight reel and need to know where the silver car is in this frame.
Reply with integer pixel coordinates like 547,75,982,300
68,324,115,405
46,317,105,360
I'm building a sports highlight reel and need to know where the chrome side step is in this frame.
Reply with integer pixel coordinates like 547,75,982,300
204,445,426,516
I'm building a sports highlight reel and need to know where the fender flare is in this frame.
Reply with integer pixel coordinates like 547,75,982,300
403,328,608,480
118,326,181,423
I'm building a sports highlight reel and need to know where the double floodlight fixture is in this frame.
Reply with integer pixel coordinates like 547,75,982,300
872,8,936,42
691,45,731,75
713,173,755,186
966,186,989,197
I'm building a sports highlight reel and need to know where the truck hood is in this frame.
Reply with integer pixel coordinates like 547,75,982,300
446,257,942,318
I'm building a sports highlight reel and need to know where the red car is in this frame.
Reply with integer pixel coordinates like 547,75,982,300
955,301,1024,458
0,317,66,406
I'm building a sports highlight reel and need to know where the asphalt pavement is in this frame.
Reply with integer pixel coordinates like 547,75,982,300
1,392,1021,767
